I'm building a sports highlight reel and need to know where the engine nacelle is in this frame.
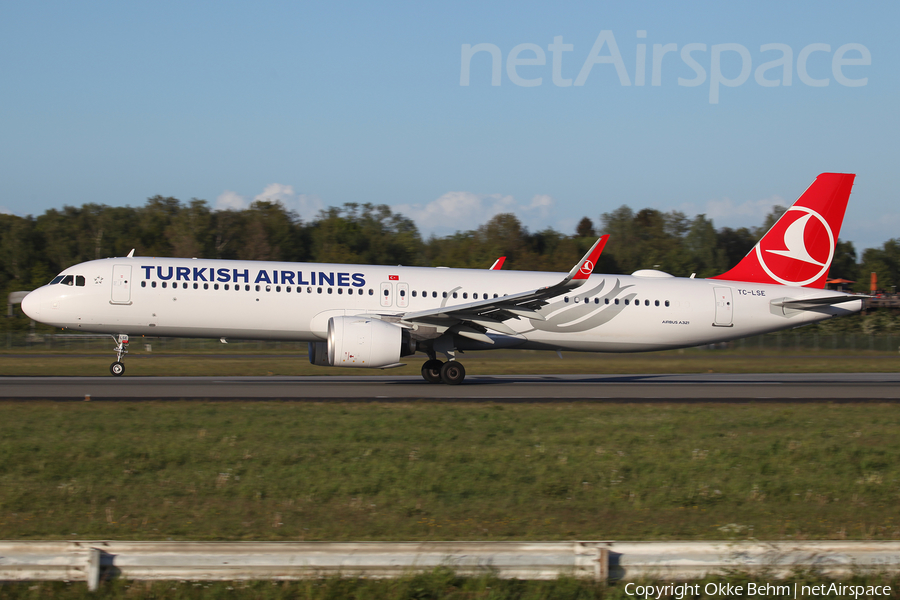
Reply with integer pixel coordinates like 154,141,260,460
309,316,414,368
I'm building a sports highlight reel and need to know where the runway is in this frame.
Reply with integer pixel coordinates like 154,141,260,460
1,373,899,401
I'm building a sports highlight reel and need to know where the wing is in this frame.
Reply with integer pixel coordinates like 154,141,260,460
400,235,609,343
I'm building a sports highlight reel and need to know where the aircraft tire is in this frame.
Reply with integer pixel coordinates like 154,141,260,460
421,359,443,384
110,361,125,377
440,360,466,385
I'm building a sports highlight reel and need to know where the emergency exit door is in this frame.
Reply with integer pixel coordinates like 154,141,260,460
380,282,393,307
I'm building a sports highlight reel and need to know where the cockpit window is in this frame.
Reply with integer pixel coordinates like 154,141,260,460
76,276,86,287
60,275,74,285
50,276,64,285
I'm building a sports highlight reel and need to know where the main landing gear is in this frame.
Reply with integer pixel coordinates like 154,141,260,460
421,359,466,385
110,334,129,376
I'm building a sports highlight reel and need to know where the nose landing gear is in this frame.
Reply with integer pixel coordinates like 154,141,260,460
420,358,466,385
110,334,129,376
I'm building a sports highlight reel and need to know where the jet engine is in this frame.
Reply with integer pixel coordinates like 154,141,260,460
308,316,415,368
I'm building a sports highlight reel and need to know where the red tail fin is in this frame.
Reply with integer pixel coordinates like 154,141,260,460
711,173,855,288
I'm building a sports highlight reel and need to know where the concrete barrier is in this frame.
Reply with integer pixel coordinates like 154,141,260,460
1,540,897,587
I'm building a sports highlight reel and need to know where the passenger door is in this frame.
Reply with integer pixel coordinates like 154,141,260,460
713,287,733,327
111,265,132,304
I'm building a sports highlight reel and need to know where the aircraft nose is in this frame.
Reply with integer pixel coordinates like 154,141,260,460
20,290,41,319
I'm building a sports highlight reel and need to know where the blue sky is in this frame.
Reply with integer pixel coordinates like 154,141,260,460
1,1,896,251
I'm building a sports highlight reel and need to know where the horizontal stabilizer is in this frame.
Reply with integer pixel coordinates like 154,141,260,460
769,294,869,315
771,295,864,308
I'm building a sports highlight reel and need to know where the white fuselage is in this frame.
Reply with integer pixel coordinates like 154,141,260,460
22,257,862,353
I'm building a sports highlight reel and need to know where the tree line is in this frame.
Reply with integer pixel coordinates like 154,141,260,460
2,196,898,332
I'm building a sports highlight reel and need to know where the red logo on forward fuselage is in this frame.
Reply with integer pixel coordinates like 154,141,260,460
756,206,834,286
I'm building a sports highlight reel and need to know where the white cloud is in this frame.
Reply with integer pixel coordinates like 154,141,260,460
678,195,786,228
395,192,559,236
253,183,324,222
215,183,324,222
215,190,248,211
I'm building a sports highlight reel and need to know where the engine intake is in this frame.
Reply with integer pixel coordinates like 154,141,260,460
309,316,414,368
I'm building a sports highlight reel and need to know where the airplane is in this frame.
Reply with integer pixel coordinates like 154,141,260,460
21,173,862,385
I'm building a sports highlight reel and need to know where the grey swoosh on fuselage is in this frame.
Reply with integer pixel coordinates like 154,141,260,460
520,278,635,334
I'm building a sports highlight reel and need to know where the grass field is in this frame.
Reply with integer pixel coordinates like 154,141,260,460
2,400,899,542
2,572,899,599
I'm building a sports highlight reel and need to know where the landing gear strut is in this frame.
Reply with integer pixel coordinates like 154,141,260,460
110,334,128,376
420,359,466,385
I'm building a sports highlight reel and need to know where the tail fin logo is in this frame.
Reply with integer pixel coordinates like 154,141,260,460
756,206,834,286
580,260,594,276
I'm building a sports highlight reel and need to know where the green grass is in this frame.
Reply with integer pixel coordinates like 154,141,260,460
3,572,900,599
2,401,900,542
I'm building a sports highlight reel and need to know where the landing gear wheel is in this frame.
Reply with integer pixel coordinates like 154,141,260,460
421,359,444,384
110,361,125,377
440,361,466,385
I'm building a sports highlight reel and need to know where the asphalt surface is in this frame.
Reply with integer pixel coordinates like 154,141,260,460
1,373,898,402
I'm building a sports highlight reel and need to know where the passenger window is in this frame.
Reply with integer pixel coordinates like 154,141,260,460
433,292,438,298
493,294,498,298
564,297,569,303
462,292,467,299
266,285,271,292
655,300,659,306
412,291,417,297
224,284,230,290
193,283,198,289
213,284,219,290
162,282,168,289
665,300,670,307
152,281,157,288
368,289,373,295
327,288,332,294
255,285,261,292
624,299,629,305
605,298,609,304
203,283,208,290
337,288,342,294
452,292,458,299
276,285,281,292
286,286,292,293
615,299,619,305
76,276,86,287
141,281,147,288
645,300,650,306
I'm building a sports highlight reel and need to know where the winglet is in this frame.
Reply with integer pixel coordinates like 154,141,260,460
489,257,506,270
568,235,609,281
127,249,135,258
